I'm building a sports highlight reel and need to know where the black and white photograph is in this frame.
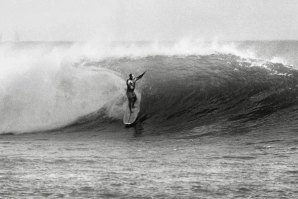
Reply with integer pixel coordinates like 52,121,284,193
0,0,297,198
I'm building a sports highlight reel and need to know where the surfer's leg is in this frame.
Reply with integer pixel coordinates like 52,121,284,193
128,98,133,113
129,100,133,113
127,92,133,113
132,93,137,108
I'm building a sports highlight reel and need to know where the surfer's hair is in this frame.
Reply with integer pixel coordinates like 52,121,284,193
129,74,133,79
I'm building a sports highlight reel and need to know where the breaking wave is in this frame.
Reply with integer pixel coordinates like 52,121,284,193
0,40,298,134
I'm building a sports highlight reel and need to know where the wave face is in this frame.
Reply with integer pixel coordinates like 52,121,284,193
1,41,298,134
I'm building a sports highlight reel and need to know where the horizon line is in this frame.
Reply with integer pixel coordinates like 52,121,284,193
1,39,298,43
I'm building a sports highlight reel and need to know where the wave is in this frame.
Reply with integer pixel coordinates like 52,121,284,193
65,54,298,133
1,40,298,134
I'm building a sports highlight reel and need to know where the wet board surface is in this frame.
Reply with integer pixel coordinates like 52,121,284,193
123,92,141,125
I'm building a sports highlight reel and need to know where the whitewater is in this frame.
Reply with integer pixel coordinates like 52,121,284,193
0,40,298,198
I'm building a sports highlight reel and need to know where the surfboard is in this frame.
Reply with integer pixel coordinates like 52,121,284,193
123,92,141,125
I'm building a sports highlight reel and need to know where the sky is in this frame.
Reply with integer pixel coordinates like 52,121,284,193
0,0,297,41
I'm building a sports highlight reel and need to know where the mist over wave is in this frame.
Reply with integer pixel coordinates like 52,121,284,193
0,43,128,133
0,40,298,134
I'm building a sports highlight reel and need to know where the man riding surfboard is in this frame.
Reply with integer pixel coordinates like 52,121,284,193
126,72,146,113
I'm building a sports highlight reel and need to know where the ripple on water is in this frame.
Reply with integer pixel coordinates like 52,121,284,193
221,156,257,160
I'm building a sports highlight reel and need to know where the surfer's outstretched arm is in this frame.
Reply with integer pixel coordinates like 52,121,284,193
136,71,146,81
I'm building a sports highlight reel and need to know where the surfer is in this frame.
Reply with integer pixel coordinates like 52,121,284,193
126,72,146,113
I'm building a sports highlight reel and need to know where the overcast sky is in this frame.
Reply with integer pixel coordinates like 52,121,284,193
0,0,297,41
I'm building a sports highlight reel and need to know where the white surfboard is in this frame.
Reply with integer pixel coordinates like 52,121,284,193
123,92,141,125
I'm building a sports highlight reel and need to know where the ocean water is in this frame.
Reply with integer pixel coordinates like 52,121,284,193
0,40,298,198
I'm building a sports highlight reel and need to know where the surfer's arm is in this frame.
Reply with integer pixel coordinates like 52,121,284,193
136,72,146,81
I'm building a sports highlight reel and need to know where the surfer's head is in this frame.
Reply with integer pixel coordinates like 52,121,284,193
129,74,134,80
